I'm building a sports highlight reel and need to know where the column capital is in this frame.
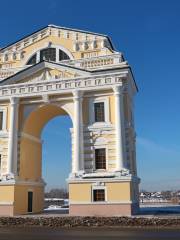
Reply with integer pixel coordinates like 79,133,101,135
42,94,50,103
112,85,124,96
10,97,19,105
73,89,83,100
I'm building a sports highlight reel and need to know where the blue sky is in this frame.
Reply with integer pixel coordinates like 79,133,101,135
1,0,180,191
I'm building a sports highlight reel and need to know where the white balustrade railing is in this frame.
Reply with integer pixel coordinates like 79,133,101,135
63,54,123,69
0,66,29,80
0,54,124,81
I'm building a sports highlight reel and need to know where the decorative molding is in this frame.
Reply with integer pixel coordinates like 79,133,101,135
0,25,111,56
23,43,74,66
0,73,125,99
0,201,14,206
20,132,42,143
42,94,50,103
89,96,110,125
0,54,126,81
68,175,139,183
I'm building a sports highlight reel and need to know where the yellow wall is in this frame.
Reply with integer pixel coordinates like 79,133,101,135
69,183,92,202
0,184,44,215
19,137,42,180
0,186,14,202
14,185,44,214
106,182,131,201
0,33,113,68
69,181,132,202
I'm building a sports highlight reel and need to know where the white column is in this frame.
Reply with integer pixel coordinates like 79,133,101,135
72,90,84,173
36,51,40,63
7,97,19,177
113,85,126,171
55,48,59,62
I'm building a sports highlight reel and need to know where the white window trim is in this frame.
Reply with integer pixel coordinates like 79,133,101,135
0,107,7,133
93,145,108,172
91,185,107,202
89,97,110,126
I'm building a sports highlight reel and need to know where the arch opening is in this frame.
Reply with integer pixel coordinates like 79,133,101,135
42,115,72,199
19,104,73,202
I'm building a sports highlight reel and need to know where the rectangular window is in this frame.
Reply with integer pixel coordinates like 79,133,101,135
94,102,105,122
95,148,106,170
0,112,3,130
93,189,105,202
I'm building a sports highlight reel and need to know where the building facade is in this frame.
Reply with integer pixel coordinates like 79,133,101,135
0,25,140,216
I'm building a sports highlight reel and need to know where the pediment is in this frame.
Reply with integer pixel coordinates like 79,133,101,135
0,61,91,86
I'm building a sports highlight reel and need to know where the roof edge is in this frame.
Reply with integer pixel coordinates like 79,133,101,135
0,25,115,52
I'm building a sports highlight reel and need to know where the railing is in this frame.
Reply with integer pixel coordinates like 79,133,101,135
0,73,126,98
63,54,123,69
0,66,29,80
0,54,124,81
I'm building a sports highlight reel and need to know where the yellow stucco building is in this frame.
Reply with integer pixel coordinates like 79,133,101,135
0,25,140,216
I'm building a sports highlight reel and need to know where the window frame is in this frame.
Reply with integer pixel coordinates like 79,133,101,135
26,54,37,65
94,148,106,170
94,102,105,122
0,107,7,133
25,45,71,66
40,48,56,62
89,97,110,125
94,146,108,171
92,186,107,202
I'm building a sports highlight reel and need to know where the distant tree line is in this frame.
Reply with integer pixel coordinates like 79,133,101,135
45,188,69,199
140,190,180,203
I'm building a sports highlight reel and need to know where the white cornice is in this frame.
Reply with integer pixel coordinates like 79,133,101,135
67,175,140,183
0,72,127,100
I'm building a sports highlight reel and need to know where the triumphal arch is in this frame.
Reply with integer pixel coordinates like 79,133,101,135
0,25,139,216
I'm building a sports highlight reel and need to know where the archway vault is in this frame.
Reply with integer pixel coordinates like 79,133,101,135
19,103,73,182
22,103,73,138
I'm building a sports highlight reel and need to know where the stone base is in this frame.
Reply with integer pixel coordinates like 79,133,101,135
0,205,14,216
69,203,139,216
0,182,44,216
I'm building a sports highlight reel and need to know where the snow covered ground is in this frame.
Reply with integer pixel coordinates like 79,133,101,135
42,204,180,216
44,206,68,211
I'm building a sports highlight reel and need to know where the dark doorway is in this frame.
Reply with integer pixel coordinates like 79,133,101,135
28,191,33,213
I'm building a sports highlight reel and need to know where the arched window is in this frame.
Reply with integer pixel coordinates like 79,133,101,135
26,48,70,65
27,54,37,65
59,49,70,61
40,48,56,62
